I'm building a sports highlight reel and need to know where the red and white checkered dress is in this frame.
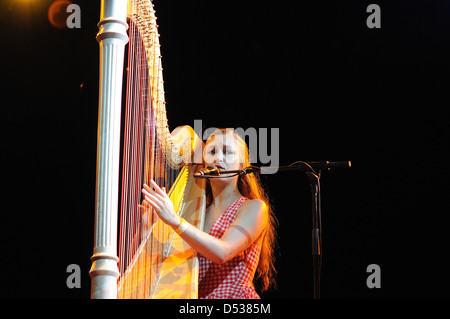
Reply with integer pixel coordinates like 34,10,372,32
198,197,261,299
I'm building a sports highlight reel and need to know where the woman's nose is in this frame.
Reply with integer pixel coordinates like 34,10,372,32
212,150,224,163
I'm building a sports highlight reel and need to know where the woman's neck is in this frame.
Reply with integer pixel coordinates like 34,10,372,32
210,179,242,212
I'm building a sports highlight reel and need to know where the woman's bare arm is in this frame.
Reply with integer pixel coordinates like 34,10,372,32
142,180,268,264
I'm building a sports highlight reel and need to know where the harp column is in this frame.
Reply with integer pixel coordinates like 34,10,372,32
89,0,128,299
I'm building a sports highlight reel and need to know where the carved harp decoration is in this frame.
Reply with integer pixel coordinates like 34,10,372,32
89,0,205,299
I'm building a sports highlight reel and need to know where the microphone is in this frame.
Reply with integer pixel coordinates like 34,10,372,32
194,165,221,177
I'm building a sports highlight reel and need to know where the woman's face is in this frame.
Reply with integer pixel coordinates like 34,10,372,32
203,132,243,173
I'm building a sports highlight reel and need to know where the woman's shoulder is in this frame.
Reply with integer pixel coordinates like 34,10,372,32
238,198,268,216
234,198,269,242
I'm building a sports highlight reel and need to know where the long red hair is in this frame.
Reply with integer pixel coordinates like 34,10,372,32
204,129,278,293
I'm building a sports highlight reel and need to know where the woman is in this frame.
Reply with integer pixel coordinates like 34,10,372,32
142,128,277,298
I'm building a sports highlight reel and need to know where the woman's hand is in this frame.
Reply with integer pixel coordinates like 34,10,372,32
141,180,180,228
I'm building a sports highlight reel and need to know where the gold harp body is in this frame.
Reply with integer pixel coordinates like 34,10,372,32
118,164,206,299
90,0,205,299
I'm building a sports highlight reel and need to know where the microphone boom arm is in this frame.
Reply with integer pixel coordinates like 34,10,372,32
193,161,351,178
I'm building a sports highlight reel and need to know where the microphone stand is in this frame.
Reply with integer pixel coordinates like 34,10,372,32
306,170,321,300
266,164,323,299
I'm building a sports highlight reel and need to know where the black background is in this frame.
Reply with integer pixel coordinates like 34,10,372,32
1,0,450,299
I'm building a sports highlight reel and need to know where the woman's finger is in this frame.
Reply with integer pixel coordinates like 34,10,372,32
140,200,150,210
142,184,160,198
144,182,165,200
150,180,167,196
142,187,162,206
144,195,159,211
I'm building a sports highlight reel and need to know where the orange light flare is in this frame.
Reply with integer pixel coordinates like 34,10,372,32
48,0,73,29
2,0,48,27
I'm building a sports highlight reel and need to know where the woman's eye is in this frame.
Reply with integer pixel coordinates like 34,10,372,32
224,148,235,155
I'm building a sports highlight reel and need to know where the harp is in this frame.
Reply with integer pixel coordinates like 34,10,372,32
89,0,206,298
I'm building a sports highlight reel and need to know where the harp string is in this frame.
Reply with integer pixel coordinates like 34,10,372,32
117,0,186,299
119,8,150,297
